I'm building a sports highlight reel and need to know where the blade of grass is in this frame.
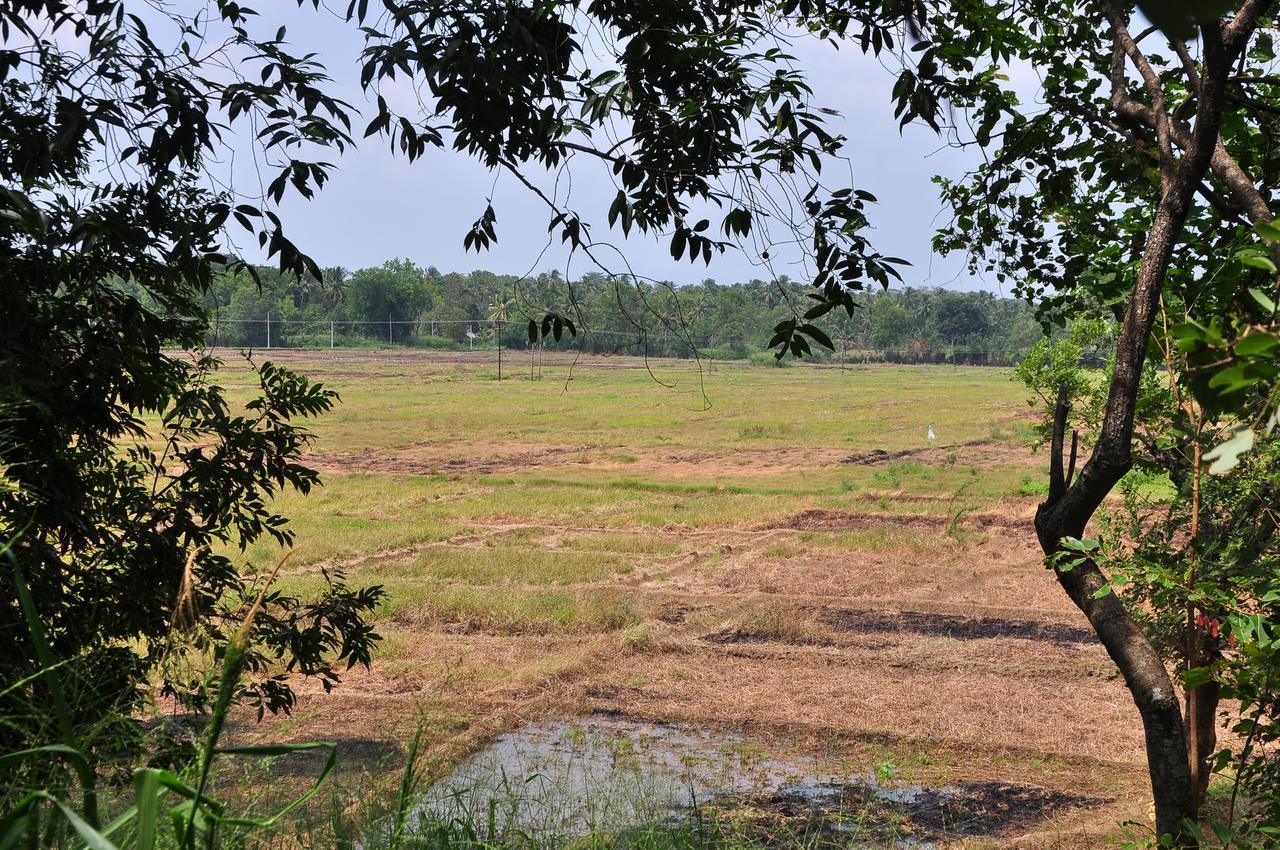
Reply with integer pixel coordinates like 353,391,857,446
1,793,115,850
134,769,160,850
3,538,99,829
183,551,293,849
0,659,72,702
390,725,425,850
210,743,337,827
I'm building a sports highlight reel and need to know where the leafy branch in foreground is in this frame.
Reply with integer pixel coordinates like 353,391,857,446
2,543,344,850
0,0,385,770
350,0,911,356
917,0,1279,839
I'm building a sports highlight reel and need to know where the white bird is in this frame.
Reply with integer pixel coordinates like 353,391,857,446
927,424,936,442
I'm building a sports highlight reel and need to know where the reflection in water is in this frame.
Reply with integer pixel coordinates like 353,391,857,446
412,715,931,848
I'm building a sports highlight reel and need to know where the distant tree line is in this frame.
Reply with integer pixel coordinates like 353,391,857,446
203,262,1046,365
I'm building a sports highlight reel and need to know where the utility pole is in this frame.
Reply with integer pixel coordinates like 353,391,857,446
266,311,271,349
388,314,393,345
330,320,335,349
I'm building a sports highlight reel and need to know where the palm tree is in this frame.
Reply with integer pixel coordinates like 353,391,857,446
487,293,516,381
320,266,349,308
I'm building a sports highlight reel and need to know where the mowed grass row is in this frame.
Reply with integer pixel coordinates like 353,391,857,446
209,352,1035,454
208,356,1041,644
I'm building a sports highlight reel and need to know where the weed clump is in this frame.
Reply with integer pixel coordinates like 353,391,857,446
621,624,654,652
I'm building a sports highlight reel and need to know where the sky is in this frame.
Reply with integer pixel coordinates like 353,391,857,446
227,5,998,294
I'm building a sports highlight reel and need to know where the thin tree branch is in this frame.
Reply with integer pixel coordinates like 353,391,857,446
1066,429,1079,489
1047,383,1069,504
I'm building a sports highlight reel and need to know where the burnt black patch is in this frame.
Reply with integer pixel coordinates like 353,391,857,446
841,437,999,466
263,737,402,776
842,448,907,465
705,780,1105,845
822,609,1096,647
903,781,1103,836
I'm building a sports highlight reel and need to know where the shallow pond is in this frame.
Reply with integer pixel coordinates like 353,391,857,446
407,715,1100,849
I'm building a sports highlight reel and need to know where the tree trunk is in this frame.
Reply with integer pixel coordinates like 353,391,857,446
1036,521,1197,841
1033,15,1238,843
1187,650,1222,807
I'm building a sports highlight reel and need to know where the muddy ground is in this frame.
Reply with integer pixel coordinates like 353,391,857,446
218,352,1156,848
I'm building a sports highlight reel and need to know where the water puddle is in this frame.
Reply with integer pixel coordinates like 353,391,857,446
408,715,1101,848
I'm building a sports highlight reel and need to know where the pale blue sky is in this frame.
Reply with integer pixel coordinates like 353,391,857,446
236,5,995,293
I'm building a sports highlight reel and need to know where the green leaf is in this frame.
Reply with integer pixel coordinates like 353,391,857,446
0,744,90,774
5,793,119,850
1239,254,1277,273
1204,426,1255,475
670,228,686,261
1256,220,1280,242
1235,331,1279,357
1181,665,1215,689
1059,536,1101,554
797,323,834,350
1207,365,1254,393
134,770,160,850
1249,287,1278,314
803,301,835,320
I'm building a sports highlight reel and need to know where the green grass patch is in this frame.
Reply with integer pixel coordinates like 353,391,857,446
401,546,633,585
797,527,952,553
382,583,641,634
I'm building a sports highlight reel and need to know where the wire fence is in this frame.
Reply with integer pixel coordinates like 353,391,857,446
202,313,1036,367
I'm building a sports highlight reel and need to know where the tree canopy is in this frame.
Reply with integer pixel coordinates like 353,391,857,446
5,1,1280,847
200,262,1044,363
0,0,381,778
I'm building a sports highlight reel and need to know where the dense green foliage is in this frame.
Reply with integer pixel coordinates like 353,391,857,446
0,0,383,799
203,263,1045,364
1021,316,1280,847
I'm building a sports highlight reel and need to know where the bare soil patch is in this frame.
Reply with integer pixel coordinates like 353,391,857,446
313,442,591,476
770,507,1033,535
583,640,1142,767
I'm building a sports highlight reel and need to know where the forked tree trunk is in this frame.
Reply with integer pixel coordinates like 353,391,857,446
1033,12,1243,843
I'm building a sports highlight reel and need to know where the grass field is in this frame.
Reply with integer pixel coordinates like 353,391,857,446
206,348,1151,848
